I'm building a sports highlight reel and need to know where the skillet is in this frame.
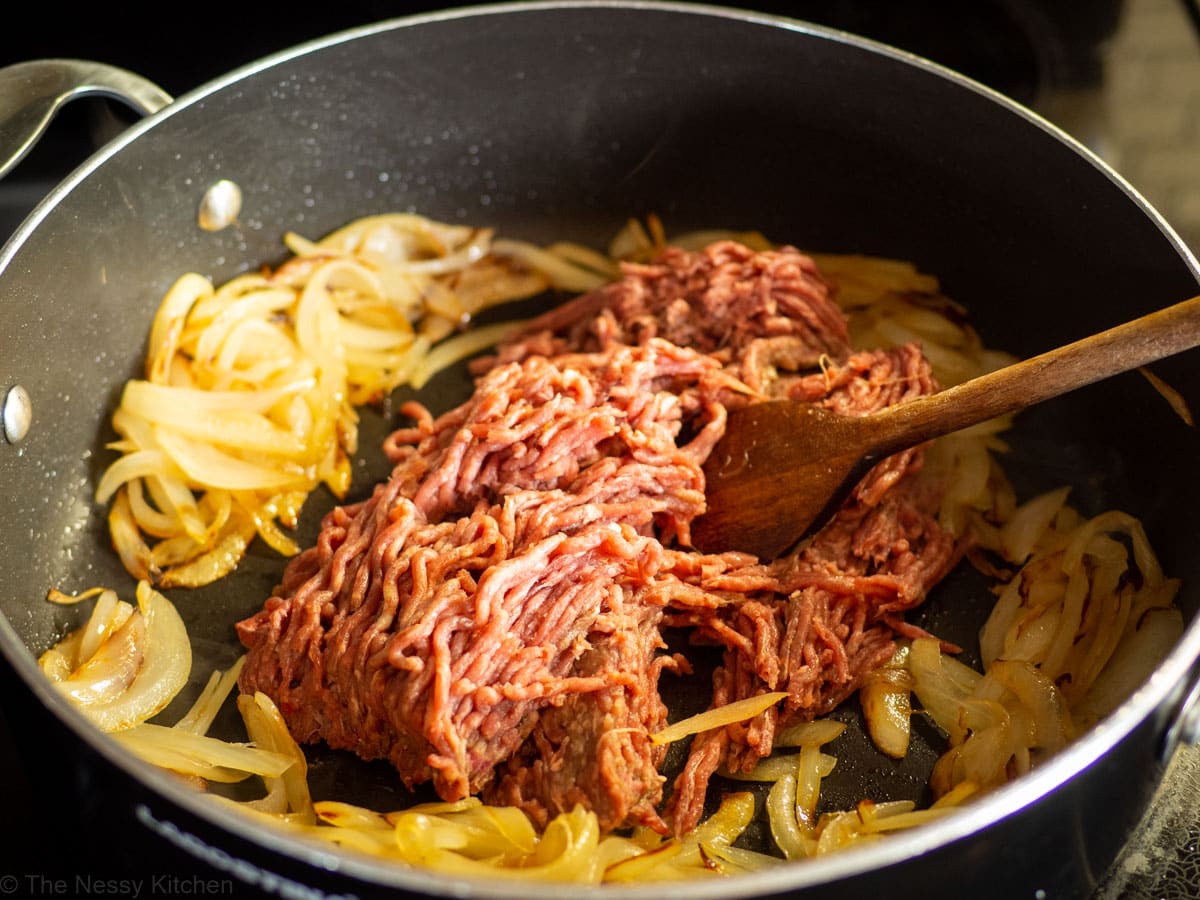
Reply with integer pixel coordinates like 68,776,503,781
1,3,1199,897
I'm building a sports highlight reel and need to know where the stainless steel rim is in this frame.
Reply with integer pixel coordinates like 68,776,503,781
1,1,1198,896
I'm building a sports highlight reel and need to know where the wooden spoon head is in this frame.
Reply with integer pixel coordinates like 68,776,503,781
690,401,876,559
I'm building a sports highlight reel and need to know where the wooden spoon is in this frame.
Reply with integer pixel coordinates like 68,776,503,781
690,293,1200,560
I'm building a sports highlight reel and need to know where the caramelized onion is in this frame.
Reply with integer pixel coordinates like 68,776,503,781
39,581,190,732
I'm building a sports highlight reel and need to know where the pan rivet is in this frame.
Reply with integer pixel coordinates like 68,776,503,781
3,384,31,444
198,179,243,232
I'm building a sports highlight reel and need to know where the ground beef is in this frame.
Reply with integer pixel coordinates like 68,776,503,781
236,240,961,835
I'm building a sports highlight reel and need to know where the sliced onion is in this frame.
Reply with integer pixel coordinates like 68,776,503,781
238,691,314,823
860,668,913,759
40,581,191,733
773,718,847,748
154,427,310,492
1074,607,1184,727
649,691,788,745
1000,486,1071,564
113,722,295,781
60,610,145,707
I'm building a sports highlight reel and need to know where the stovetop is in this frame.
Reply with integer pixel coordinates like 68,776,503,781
1,2,1198,897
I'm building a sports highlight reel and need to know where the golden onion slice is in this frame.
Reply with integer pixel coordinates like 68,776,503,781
649,691,789,745
39,581,191,732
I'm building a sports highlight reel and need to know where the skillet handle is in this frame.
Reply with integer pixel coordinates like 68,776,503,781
1163,670,1200,760
0,58,173,181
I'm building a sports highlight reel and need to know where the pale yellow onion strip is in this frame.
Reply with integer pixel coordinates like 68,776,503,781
55,604,143,707
766,772,808,860
123,377,318,419
519,807,603,881
309,805,408,856
186,273,279,329
153,427,310,493
282,231,321,257
450,260,550,315
854,806,954,835
1141,366,1194,425
125,477,183,539
421,278,469,325
147,273,213,383
400,228,492,275
490,238,611,292
411,804,540,862
701,842,780,874
126,392,310,458
544,241,621,280
719,754,796,782
156,515,257,590
988,660,1072,751
45,586,109,606
74,589,126,665
150,516,221,568
795,744,831,829
815,810,870,855
45,582,191,733
370,265,428,312
37,641,78,683
930,780,981,809
173,656,246,735
650,691,789,745
670,791,756,871
408,320,524,390
238,691,315,824
207,352,310,397
313,214,474,258
108,489,158,582
861,668,914,760
1059,511,1148,579
292,265,351,485
607,217,657,260
601,839,685,882
336,316,415,352
720,751,835,783
999,486,1072,566
384,805,604,882
147,470,215,544
210,320,300,388
806,253,940,297
104,417,211,541
168,408,311,459
1071,587,1135,702
591,836,651,880
886,303,969,347
192,288,298,367
908,639,980,744
241,496,303,558
1003,605,1060,666
773,718,847,748
95,449,178,505
380,334,432,393
309,217,488,275
294,260,349,388
1074,607,1183,726
317,800,394,831
1037,564,1089,679
113,722,294,780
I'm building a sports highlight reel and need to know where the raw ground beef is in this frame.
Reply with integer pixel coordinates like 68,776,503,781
236,239,962,835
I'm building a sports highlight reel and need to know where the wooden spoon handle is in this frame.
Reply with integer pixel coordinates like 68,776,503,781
870,293,1200,455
